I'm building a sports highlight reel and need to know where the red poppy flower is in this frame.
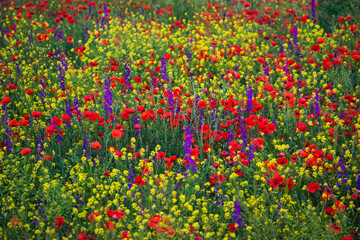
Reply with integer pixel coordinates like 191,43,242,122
235,169,244,177
107,209,125,220
11,217,20,227
25,89,34,95
277,157,288,166
112,129,124,138
42,155,52,162
32,111,43,118
148,215,163,228
1,97,11,105
54,217,64,230
77,233,87,240
325,206,336,215
266,123,276,134
89,61,98,67
284,92,295,107
67,16,75,25
156,152,166,159
270,173,284,189
229,224,238,232
164,53,172,60
134,175,145,186
90,141,101,150
307,182,320,193
310,44,321,52
307,58,315,63
284,178,294,190
6,83,17,89
21,148,31,156
134,76,142,83
66,36,73,43
316,38,325,44
8,120,19,127
52,117,62,126
264,83,274,91
62,114,71,122
75,46,86,57
252,138,265,150
352,55,360,61
165,158,173,168
18,119,28,127
329,223,342,234
45,125,57,135
84,111,99,121
87,212,99,222
334,201,346,212
265,160,277,173
296,121,308,132
351,193,360,199
104,222,114,230
141,110,156,122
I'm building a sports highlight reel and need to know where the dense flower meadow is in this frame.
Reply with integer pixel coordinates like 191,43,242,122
0,0,360,239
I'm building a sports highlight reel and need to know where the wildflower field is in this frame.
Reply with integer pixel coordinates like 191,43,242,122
1,0,360,239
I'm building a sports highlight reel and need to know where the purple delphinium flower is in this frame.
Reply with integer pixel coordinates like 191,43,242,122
167,88,175,118
58,58,67,90
161,56,169,82
248,145,255,162
36,137,44,161
246,86,253,113
83,135,90,159
293,25,298,46
88,2,92,15
314,92,320,119
101,3,109,29
216,201,224,207
124,63,132,93
264,61,270,76
58,57,72,127
15,62,22,78
28,33,33,44
311,0,316,19
2,104,12,152
184,125,196,172
133,113,141,136
56,29,64,41
37,200,45,215
210,106,219,129
39,76,46,105
292,25,301,57
83,26,90,42
233,200,243,227
73,94,82,123
280,42,284,53
103,76,113,118
356,173,360,205
282,64,289,74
